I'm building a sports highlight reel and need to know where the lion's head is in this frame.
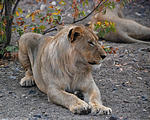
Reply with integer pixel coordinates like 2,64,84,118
67,25,107,65
47,25,107,76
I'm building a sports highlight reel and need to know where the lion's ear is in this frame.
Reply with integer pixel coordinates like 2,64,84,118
68,26,83,43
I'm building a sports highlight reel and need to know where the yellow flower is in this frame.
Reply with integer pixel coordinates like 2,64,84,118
105,21,109,26
53,11,61,15
97,21,101,26
16,11,19,16
109,21,113,25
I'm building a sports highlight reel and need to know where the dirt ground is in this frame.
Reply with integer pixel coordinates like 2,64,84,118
0,0,150,120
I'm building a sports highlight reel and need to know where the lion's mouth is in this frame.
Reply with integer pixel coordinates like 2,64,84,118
88,62,98,65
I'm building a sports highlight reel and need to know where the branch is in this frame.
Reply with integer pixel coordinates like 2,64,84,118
73,0,106,24
12,0,20,15
43,0,107,35
42,26,57,35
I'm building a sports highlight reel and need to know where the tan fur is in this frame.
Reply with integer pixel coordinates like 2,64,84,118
18,25,112,115
90,2,150,44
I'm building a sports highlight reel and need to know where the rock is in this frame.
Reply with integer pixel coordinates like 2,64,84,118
40,4,46,11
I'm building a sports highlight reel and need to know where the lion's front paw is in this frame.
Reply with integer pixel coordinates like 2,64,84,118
90,102,112,115
69,100,91,115
20,76,35,87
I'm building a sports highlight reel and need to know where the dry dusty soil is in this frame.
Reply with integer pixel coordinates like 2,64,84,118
0,0,150,120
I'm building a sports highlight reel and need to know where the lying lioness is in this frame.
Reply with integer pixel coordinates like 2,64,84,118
90,1,150,44
18,25,112,115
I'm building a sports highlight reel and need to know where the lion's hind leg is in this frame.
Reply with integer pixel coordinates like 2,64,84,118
20,69,35,87
127,20,150,41
118,31,150,44
18,41,35,87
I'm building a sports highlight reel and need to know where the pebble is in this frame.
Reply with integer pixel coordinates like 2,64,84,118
51,1,56,6
33,114,42,118
113,87,117,91
137,77,142,80
122,82,126,87
141,96,148,101
135,12,141,16
15,67,20,72
8,91,14,94
28,90,36,95
123,100,130,103
0,94,3,98
119,54,124,58
9,76,16,79
4,66,9,68
87,10,91,13
67,13,72,17
22,94,26,97
123,118,128,120
109,115,120,120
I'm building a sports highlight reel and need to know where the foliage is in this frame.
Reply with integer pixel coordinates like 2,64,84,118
12,0,135,35
0,45,18,59
94,21,116,38
12,1,66,36
102,44,118,54
0,0,135,59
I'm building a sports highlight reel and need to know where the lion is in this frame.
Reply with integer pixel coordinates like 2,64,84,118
89,0,150,44
18,25,112,115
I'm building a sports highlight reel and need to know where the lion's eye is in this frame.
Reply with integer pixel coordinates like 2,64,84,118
88,41,94,46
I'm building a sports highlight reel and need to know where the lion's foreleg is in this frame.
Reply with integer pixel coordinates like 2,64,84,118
88,82,112,115
47,85,91,114
80,75,112,115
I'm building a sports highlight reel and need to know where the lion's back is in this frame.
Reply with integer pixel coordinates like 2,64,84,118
19,32,43,49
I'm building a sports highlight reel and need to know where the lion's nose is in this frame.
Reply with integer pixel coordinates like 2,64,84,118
100,55,106,59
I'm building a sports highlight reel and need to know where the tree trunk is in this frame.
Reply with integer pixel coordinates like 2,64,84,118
4,0,13,47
